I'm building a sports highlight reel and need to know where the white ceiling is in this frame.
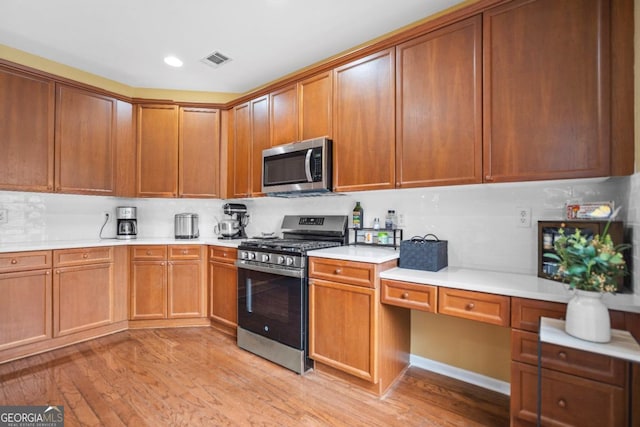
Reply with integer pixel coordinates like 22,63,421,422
0,0,463,94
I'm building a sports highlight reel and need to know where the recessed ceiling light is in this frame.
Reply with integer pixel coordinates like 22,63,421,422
164,56,183,67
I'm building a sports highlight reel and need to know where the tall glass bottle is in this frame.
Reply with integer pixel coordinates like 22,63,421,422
352,202,364,229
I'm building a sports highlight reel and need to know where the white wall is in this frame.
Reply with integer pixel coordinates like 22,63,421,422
0,176,633,290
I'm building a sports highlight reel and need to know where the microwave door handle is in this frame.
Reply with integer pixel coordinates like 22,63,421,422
304,149,313,182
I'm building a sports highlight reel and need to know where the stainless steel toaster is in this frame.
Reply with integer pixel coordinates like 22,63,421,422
175,213,199,239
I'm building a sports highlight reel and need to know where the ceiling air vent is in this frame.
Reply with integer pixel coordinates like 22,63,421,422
201,51,232,68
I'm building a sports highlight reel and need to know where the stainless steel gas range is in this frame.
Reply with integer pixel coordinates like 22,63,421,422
235,215,348,374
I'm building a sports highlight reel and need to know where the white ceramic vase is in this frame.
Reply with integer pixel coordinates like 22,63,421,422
564,289,611,343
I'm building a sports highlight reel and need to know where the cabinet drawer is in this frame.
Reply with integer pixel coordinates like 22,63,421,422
0,251,52,273
169,245,202,260
53,247,113,267
381,279,436,312
208,246,237,264
438,288,510,326
309,257,376,288
511,362,627,427
511,297,566,332
131,246,167,260
511,329,627,386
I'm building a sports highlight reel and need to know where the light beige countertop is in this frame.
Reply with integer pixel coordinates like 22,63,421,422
3,240,639,314
306,245,640,314
0,237,244,253
308,245,400,264
381,266,640,314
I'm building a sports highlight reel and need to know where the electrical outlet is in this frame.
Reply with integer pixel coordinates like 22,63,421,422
103,212,111,222
516,206,531,228
397,213,406,227
0,209,7,224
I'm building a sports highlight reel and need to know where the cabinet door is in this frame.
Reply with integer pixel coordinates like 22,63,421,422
299,71,332,140
511,361,627,427
179,107,220,198
55,84,116,195
309,278,378,383
0,269,52,350
168,260,205,318
208,260,238,328
130,261,167,319
333,49,395,192
251,95,269,196
231,102,251,198
0,66,55,192
396,16,482,188
53,263,113,337
137,104,179,197
483,0,611,182
270,84,298,146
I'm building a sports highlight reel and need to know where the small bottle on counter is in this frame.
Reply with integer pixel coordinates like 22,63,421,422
385,210,397,229
372,218,380,230
352,202,364,229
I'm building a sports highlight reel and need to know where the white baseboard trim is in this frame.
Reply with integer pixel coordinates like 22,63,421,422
410,354,510,396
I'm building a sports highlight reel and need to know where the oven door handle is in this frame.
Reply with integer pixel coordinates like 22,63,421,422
236,261,304,279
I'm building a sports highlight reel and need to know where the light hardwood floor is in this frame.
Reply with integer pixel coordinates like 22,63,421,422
0,327,509,426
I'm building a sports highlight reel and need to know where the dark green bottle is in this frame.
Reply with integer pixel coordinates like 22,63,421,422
352,202,364,229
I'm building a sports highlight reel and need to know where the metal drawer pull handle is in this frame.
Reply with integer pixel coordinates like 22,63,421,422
83,253,89,259
557,351,567,360
401,292,409,299
557,399,566,408
10,259,18,264
334,268,342,275
182,250,187,255
146,251,152,255
465,302,475,310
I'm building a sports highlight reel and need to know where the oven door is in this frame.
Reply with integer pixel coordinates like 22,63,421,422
237,264,305,350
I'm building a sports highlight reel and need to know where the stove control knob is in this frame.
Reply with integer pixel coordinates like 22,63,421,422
240,251,247,260
261,254,270,263
285,257,294,266
276,256,285,264
247,252,256,260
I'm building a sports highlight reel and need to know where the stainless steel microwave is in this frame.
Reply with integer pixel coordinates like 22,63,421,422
262,137,332,196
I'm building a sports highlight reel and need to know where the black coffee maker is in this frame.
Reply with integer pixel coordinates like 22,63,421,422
116,207,137,240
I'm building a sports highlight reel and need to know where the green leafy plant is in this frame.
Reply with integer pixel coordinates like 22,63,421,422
544,223,630,293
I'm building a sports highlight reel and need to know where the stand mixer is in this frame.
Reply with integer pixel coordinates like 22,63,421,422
215,203,249,239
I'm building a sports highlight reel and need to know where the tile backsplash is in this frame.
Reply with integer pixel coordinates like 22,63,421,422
0,175,636,293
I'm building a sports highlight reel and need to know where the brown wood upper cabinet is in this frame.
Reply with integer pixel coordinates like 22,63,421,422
270,84,298,146
396,16,482,188
179,107,221,198
299,71,333,141
137,104,179,197
0,65,55,192
483,0,613,183
333,49,395,192
55,84,116,195
228,96,269,198
270,72,333,147
137,104,220,198
251,96,269,196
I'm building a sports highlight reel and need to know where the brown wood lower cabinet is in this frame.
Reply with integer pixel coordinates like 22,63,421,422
510,297,633,427
53,247,115,337
0,247,127,364
0,251,52,351
130,245,207,326
308,257,408,396
511,362,627,427
208,246,238,335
